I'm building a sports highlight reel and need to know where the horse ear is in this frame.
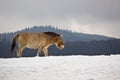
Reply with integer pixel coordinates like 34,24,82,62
60,34,63,37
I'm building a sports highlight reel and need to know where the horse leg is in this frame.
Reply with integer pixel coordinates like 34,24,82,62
16,45,25,58
37,48,42,56
43,48,48,57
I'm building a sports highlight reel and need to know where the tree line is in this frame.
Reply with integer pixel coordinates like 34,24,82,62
0,37,120,58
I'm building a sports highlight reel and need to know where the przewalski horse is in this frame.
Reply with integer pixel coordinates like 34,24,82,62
11,32,64,57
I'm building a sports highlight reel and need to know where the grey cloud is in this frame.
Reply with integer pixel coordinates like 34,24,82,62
0,0,120,38
1,0,120,21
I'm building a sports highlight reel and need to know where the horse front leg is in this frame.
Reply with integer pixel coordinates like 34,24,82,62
43,47,48,57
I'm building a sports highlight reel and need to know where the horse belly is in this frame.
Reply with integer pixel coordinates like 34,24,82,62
26,43,39,49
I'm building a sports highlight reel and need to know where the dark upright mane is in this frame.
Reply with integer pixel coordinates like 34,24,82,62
43,32,60,37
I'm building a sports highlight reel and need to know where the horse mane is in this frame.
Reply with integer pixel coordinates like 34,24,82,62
43,32,60,37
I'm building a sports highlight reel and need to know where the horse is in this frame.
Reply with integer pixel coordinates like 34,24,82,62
11,32,64,57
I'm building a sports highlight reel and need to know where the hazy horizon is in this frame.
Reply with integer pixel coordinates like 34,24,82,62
0,0,120,38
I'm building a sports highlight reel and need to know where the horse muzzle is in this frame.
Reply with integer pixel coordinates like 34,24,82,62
60,45,64,50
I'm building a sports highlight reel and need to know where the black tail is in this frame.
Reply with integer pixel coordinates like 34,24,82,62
10,35,19,57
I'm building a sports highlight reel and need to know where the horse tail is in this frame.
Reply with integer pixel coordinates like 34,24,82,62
10,34,19,57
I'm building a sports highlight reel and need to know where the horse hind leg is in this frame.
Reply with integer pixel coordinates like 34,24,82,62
16,45,25,58
43,48,48,57
37,48,42,56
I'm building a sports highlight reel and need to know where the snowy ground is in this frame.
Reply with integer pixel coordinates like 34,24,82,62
0,55,120,80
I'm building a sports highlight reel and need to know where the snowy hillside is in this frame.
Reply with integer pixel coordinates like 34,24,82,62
0,55,120,80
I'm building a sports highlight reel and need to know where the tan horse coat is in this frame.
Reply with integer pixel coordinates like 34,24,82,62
11,32,64,57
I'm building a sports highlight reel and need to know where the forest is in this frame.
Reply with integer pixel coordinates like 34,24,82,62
0,26,120,58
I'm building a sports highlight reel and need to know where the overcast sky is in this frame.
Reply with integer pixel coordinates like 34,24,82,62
0,0,120,38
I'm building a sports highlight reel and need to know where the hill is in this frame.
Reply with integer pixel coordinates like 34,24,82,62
0,25,120,58
0,25,112,43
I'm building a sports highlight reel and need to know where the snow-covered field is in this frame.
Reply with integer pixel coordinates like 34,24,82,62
0,55,120,80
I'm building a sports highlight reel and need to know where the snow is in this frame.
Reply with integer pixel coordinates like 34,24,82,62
0,55,120,80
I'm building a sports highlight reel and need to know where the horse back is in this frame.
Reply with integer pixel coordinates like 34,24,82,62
17,32,61,48
17,32,46,47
